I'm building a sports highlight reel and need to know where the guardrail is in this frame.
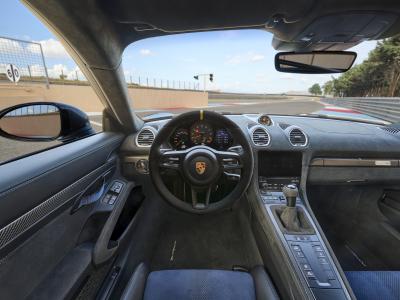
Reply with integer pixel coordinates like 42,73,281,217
322,97,400,123
208,92,319,101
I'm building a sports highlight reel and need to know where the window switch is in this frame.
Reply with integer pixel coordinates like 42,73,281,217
102,194,111,204
108,195,118,205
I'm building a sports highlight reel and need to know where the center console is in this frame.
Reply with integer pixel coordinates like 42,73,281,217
257,151,350,299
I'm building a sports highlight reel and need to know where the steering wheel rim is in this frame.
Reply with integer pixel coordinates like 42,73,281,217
149,110,254,214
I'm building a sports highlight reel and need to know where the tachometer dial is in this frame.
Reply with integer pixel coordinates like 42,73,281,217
190,122,214,145
171,128,190,149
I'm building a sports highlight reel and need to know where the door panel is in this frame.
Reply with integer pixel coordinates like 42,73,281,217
0,132,124,299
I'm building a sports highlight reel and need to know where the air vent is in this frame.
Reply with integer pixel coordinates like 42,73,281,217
380,126,400,134
136,127,156,147
251,127,270,146
289,128,307,146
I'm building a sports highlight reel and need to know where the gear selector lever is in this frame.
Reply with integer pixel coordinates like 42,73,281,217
283,184,298,208
279,184,302,232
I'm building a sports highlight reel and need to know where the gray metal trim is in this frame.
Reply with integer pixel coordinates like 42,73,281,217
249,125,271,147
310,158,399,167
0,160,115,252
135,126,157,148
286,126,308,147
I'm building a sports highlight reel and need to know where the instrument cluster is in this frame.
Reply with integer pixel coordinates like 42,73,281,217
170,121,233,150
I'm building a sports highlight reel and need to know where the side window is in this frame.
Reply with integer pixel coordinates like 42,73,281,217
0,1,104,164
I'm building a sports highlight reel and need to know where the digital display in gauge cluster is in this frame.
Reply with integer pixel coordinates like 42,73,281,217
215,129,233,149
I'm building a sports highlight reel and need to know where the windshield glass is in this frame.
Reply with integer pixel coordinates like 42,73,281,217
122,29,395,124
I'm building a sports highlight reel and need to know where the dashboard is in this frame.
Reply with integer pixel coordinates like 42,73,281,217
169,121,233,150
122,113,400,184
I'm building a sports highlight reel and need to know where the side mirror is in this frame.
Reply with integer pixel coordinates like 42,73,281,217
275,51,357,74
0,102,95,142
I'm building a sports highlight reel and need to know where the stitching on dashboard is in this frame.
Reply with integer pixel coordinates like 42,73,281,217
0,161,115,252
0,136,121,197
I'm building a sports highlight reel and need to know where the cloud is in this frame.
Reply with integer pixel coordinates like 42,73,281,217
225,52,265,65
38,39,70,59
250,54,265,62
139,49,153,56
0,38,25,55
47,64,85,80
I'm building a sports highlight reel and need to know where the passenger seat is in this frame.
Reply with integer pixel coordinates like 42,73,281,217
121,263,280,300
345,271,400,300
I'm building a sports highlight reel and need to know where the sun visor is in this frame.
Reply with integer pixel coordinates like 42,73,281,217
101,0,314,32
273,12,398,51
298,13,397,43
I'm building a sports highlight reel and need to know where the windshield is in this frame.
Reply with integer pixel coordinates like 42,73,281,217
122,29,396,124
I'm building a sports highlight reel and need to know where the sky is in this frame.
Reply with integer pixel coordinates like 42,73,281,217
0,0,378,93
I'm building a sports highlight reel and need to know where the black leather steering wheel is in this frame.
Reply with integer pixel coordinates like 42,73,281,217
149,110,254,214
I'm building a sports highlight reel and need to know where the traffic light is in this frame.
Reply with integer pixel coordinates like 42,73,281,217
209,73,213,82
194,75,199,80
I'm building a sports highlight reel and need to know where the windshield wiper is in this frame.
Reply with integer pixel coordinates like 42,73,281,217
299,113,389,125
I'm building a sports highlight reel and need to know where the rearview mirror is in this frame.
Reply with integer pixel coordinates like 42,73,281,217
0,102,95,142
275,51,357,74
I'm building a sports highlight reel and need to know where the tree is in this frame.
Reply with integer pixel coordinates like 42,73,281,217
59,74,67,80
308,83,322,95
324,37,400,97
323,80,334,96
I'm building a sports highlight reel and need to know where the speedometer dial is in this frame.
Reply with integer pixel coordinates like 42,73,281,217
171,128,190,149
190,122,214,145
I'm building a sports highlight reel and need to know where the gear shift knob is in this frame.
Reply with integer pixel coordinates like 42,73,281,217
283,184,298,207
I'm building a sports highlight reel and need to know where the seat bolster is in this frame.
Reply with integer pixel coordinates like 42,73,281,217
121,262,149,300
251,266,280,300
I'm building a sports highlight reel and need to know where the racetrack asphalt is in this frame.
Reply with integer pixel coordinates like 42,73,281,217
0,98,323,163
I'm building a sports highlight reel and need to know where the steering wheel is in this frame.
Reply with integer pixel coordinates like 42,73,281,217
149,110,254,214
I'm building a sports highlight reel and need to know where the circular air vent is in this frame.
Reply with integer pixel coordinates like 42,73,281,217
136,127,156,147
251,126,270,146
288,127,307,146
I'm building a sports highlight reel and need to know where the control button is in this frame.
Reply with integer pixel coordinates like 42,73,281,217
294,235,311,241
294,251,305,258
305,270,315,278
111,182,123,193
292,245,301,252
313,245,323,252
102,194,111,203
318,257,329,264
136,159,149,173
301,263,312,271
316,251,326,258
108,195,118,205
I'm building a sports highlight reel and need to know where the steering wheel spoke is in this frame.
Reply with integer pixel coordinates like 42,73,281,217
191,185,212,210
159,149,187,171
216,150,243,171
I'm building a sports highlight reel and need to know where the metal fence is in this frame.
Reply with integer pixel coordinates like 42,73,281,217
126,75,200,91
4,104,57,117
323,97,400,123
0,36,200,91
0,36,49,87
